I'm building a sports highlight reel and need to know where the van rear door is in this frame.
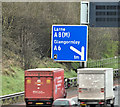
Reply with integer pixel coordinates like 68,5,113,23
78,73,104,100
25,76,53,98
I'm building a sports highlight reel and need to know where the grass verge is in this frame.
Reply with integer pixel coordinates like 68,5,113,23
2,57,77,95
2,67,24,95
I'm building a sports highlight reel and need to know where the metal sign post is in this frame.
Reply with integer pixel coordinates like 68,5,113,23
80,1,89,67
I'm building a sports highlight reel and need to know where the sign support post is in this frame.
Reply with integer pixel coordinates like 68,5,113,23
80,0,89,68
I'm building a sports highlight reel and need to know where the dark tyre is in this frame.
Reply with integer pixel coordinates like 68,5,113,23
111,104,114,107
111,98,115,107
64,90,67,98
64,93,67,98
26,104,31,107
64,95,66,98
89,104,96,107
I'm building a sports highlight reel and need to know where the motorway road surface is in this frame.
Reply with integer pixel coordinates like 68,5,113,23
7,78,120,107
10,85,120,107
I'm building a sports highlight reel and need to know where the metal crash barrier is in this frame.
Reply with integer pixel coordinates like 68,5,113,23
0,92,24,105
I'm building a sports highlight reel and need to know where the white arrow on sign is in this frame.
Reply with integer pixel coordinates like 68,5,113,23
70,46,84,60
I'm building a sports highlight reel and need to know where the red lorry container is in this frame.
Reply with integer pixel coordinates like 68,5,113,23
25,68,67,106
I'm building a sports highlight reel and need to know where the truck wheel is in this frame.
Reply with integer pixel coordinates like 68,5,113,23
111,104,114,107
89,104,96,107
64,96,66,98
99,105,103,107
64,91,67,98
26,105,30,107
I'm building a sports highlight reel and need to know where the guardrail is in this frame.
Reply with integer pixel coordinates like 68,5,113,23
0,69,119,105
0,92,24,105
87,56,120,68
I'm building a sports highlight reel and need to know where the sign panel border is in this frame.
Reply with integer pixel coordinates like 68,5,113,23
51,25,88,62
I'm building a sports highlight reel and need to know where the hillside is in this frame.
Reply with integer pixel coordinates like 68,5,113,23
2,2,119,95
2,56,77,95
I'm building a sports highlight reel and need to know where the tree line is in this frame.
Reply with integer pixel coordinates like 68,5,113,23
2,2,119,70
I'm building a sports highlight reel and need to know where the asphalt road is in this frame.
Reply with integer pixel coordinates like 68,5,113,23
10,87,78,106
8,78,120,107
10,85,120,107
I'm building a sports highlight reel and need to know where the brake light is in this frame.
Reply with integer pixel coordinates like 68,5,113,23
28,102,33,104
101,88,104,92
26,79,31,84
99,102,104,104
46,102,51,104
79,88,82,92
81,102,85,104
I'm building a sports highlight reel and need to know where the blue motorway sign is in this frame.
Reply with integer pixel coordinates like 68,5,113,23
51,25,88,62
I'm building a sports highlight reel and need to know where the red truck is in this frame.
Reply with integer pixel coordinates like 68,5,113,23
25,68,67,107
